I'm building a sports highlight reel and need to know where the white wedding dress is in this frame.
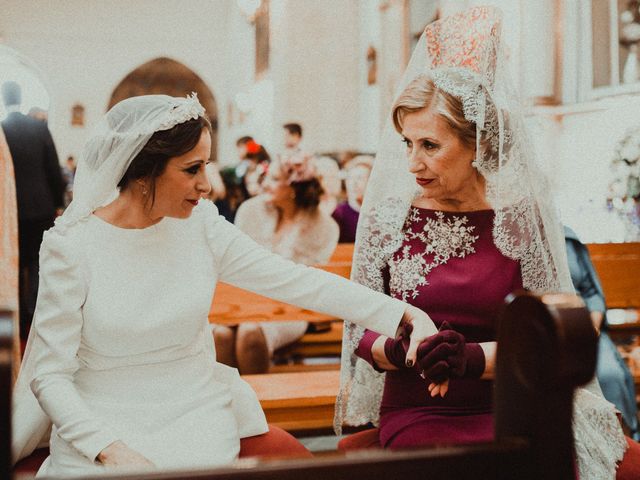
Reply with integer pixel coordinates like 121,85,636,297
14,201,405,477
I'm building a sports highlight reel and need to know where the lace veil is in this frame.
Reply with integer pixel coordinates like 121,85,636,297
334,7,626,478
12,94,206,462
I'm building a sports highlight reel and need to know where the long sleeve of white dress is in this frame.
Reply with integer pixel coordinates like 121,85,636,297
205,202,406,339
29,230,120,462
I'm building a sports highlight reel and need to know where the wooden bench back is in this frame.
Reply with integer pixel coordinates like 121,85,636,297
328,243,354,264
586,242,640,309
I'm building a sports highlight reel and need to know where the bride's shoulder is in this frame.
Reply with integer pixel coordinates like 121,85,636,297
40,218,92,263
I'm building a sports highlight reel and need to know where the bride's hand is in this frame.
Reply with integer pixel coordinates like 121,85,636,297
400,305,438,368
97,441,155,469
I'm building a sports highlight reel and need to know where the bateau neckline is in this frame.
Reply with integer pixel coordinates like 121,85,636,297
89,213,166,233
410,205,494,215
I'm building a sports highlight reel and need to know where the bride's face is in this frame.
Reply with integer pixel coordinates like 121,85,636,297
402,107,483,209
148,129,212,219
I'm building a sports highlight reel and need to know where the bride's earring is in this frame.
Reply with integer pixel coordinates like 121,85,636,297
137,180,148,196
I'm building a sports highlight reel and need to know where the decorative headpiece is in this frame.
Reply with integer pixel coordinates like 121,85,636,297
245,139,261,155
156,92,205,132
425,6,500,84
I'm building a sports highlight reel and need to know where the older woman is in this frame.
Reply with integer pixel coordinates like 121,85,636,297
335,7,631,479
12,94,439,478
332,155,373,243
214,152,339,374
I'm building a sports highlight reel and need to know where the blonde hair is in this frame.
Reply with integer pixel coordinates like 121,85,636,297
392,75,476,149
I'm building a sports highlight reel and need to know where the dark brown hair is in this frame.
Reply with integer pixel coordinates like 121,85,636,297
291,178,323,211
118,116,211,207
283,123,303,137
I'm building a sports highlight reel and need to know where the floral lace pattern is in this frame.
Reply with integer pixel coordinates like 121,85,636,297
573,388,627,479
389,209,478,301
156,92,205,132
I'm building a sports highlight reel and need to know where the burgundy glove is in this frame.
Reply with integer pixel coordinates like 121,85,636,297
417,321,485,383
382,324,413,370
354,326,411,372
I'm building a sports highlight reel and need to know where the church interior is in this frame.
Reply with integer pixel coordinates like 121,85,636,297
2,1,640,478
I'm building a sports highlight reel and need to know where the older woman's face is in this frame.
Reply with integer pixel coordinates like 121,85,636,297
402,107,481,209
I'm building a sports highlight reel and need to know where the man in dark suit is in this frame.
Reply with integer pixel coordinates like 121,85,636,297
1,81,65,341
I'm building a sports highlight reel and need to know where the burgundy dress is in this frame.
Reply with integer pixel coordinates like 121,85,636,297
357,207,522,449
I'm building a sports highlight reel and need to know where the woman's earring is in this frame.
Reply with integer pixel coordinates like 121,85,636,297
138,181,148,196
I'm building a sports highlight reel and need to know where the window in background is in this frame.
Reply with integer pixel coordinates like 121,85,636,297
586,0,640,97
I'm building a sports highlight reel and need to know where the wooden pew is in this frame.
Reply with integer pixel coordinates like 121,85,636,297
272,322,343,365
328,242,354,264
586,242,640,310
243,370,339,434
15,291,589,480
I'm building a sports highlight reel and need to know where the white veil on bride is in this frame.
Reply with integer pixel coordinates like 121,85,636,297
334,6,627,479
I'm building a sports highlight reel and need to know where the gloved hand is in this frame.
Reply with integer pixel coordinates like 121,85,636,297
381,323,413,370
416,321,485,383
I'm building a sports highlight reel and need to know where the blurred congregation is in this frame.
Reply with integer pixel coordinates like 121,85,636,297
2,0,640,479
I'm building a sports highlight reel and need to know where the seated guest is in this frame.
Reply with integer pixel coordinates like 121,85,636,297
214,136,254,222
12,94,439,477
214,152,339,374
243,140,271,197
565,225,640,440
332,155,373,243
215,166,249,223
335,7,632,479
314,155,342,216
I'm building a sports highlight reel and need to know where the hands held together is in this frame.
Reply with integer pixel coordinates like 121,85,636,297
386,321,485,397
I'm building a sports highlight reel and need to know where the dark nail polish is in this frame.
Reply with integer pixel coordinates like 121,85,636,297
406,359,414,367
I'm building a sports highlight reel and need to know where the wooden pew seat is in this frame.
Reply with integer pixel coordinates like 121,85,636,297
243,370,340,435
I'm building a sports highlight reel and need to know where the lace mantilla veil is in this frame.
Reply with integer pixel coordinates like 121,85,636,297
12,94,206,462
334,7,626,478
